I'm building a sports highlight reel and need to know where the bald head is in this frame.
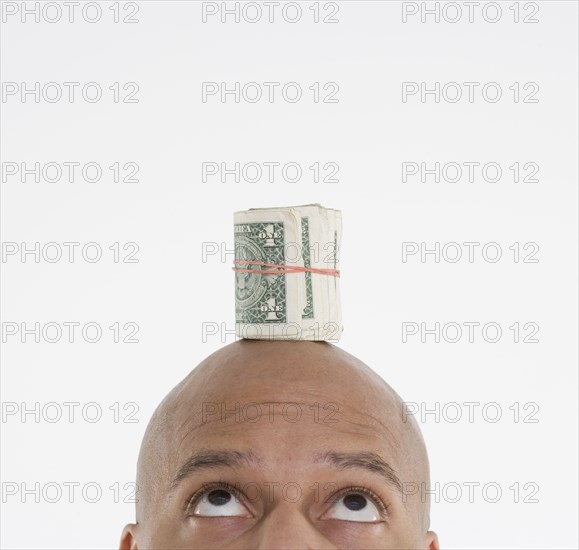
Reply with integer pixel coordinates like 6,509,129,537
120,341,438,549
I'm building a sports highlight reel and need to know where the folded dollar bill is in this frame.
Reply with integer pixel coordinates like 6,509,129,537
234,204,342,341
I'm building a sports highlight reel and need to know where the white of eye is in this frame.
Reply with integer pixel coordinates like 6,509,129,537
192,489,251,517
324,492,381,522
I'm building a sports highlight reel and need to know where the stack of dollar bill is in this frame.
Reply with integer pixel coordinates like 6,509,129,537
234,204,342,341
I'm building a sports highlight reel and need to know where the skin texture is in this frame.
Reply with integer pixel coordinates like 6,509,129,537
120,340,439,549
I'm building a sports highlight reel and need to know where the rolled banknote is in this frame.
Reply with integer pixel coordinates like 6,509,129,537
234,204,342,341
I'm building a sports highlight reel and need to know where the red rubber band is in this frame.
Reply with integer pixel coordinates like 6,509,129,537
233,259,340,277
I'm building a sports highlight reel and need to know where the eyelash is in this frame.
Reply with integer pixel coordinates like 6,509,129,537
184,481,243,515
184,481,390,520
328,484,390,519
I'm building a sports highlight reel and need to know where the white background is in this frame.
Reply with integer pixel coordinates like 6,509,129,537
1,1,577,548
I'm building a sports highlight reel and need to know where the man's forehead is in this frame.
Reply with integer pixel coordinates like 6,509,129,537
173,396,401,435
170,345,403,427
163,396,405,487
162,347,407,467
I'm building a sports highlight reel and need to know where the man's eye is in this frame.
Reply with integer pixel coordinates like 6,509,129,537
191,487,251,518
323,491,382,522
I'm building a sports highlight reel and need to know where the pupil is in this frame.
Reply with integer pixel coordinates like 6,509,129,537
208,489,231,506
344,493,367,511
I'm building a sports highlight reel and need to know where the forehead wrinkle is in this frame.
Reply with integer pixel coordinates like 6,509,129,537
173,399,400,445
186,400,332,429
339,416,401,454
176,400,323,437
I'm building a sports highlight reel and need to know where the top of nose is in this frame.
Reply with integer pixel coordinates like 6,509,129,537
249,504,336,550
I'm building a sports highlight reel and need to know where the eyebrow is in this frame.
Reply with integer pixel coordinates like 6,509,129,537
170,449,403,495
314,451,404,495
170,449,262,491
